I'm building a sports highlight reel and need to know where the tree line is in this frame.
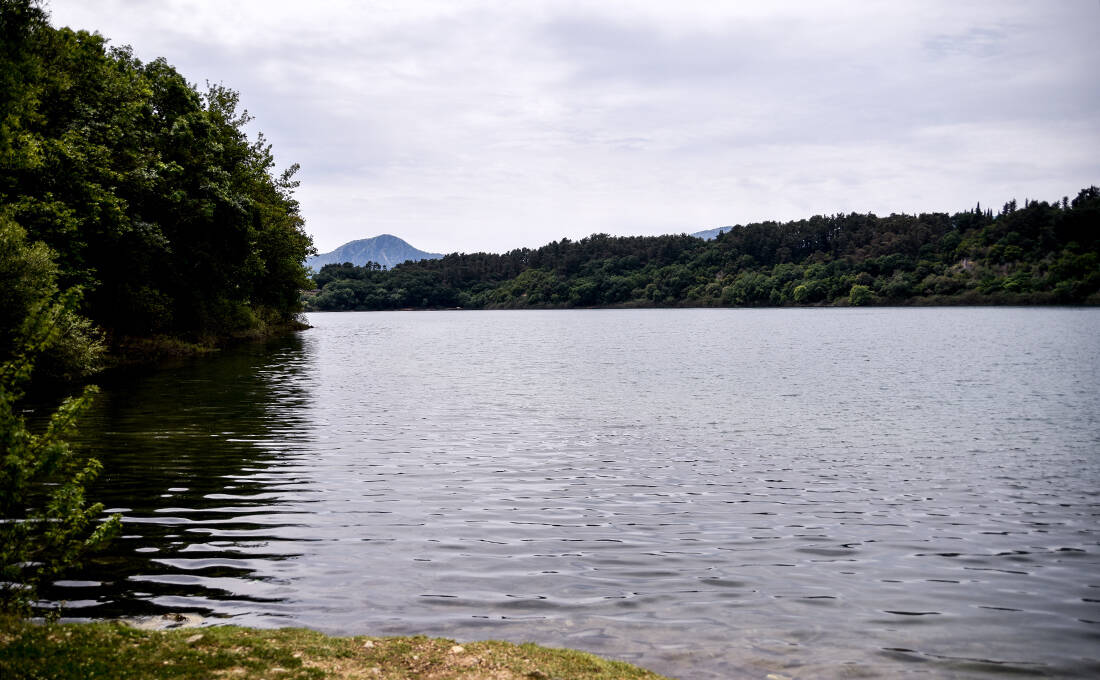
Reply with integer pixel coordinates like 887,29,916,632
307,189,1100,311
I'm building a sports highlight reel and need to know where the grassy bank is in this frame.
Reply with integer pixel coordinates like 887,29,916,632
0,618,670,680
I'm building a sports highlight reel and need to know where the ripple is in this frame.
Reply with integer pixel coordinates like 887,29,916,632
45,308,1100,680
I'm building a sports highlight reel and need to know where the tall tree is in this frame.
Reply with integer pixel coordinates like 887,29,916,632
0,0,314,345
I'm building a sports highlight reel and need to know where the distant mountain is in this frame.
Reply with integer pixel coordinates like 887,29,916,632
691,226,735,240
306,234,443,270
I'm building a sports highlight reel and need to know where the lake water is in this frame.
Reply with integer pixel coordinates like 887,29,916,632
50,308,1100,678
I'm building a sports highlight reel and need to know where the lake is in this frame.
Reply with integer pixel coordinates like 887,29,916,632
51,308,1100,678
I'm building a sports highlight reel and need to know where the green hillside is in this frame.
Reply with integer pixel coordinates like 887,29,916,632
306,190,1100,311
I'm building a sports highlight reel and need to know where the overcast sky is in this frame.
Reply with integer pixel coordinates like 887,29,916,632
45,0,1100,255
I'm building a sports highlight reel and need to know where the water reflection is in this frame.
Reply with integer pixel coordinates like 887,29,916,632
45,309,1100,680
46,335,315,620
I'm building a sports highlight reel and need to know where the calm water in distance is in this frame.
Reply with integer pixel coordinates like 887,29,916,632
52,308,1100,679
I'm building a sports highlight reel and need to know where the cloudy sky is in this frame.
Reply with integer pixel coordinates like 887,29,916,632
46,0,1100,255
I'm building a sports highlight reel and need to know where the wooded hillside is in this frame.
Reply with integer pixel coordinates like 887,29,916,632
1,0,313,371
307,190,1099,311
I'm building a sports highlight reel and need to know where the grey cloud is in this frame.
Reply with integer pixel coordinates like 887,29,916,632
540,16,764,85
923,27,1009,59
42,1,1100,254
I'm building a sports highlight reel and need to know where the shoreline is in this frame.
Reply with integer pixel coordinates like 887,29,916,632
302,299,1100,313
0,617,672,680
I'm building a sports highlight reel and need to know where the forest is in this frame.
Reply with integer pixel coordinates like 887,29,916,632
1,0,314,380
306,190,1100,311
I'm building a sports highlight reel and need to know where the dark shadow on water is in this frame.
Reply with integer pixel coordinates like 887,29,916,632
40,334,314,621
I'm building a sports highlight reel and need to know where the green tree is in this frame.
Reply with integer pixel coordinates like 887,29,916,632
0,217,102,382
0,0,313,346
848,284,873,306
0,219,119,616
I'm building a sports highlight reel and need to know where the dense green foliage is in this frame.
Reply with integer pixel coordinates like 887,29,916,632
0,219,119,616
307,190,1100,311
1,0,313,346
0,218,104,382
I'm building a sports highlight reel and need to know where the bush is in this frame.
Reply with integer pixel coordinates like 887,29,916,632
0,220,120,616
849,284,873,306
0,219,104,382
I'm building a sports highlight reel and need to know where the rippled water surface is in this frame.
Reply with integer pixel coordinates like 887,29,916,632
52,308,1100,678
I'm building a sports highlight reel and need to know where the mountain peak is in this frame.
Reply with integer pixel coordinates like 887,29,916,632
691,226,735,240
306,235,443,270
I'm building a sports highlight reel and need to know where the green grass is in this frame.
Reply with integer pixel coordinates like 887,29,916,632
0,617,671,680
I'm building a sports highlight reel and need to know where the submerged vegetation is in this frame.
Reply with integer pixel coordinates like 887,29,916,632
307,188,1100,311
0,619,670,680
